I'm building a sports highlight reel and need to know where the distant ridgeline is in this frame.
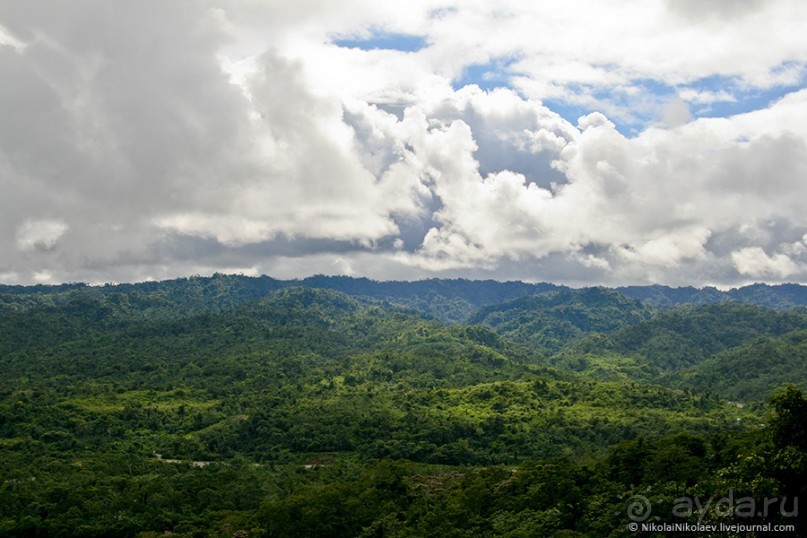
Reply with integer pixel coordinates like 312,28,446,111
1,274,806,536
2,273,807,323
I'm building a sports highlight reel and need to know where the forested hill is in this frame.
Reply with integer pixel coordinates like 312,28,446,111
2,274,807,323
617,282,807,309
2,275,807,536
0,275,558,324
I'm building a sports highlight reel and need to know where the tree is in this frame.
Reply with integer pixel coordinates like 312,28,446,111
770,384,807,451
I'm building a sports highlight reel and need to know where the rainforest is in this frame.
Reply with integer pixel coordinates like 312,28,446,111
1,275,806,537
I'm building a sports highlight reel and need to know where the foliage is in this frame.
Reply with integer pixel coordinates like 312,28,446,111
469,288,652,356
1,276,806,536
676,330,807,401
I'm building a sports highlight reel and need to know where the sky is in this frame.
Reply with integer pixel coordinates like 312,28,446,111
1,0,807,287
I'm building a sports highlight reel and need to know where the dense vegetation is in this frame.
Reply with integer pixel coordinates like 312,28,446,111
1,275,806,536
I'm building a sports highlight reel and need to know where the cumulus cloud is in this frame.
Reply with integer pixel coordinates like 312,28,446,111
732,247,798,278
0,2,416,279
658,98,693,128
0,0,806,286
380,88,807,284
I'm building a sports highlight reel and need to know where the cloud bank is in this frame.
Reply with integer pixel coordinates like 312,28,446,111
1,0,806,286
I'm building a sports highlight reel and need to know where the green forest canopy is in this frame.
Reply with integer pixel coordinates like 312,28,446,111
1,275,805,536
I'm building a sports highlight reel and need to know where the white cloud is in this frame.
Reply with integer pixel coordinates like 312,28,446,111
378,88,807,283
577,112,615,131
0,23,24,51
658,98,693,128
331,257,355,276
783,234,807,257
615,228,712,267
15,219,68,252
679,89,737,104
153,214,276,247
32,270,55,284
732,247,798,278
209,0,807,127
0,0,806,286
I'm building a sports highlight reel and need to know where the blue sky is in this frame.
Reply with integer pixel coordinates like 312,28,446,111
330,29,807,135
333,31,428,53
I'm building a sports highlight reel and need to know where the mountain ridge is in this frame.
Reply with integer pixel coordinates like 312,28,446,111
3,274,807,324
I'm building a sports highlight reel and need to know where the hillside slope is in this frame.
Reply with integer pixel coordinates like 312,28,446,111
1,277,806,536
